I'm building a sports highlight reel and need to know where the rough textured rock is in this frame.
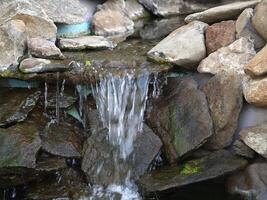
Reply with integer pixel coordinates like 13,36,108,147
0,0,57,40
227,163,267,200
148,21,208,69
185,1,261,24
32,0,88,24
245,45,267,77
147,77,213,164
232,139,256,159
28,37,64,60
198,38,256,76
58,36,115,50
139,150,248,192
202,72,243,150
40,122,83,158
240,123,267,158
252,0,267,41
205,20,236,55
0,20,26,73
0,89,41,128
236,8,265,49
19,58,74,74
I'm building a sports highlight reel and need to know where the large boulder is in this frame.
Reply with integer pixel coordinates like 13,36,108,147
252,0,267,41
236,8,265,50
0,19,27,74
240,123,267,158
185,1,261,24
198,38,256,77
147,21,208,69
147,77,213,164
201,72,243,150
0,0,57,40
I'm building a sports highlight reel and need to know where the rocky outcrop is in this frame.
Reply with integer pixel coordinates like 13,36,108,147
185,1,261,24
147,77,213,163
198,38,256,76
139,150,248,192
28,38,64,60
205,20,236,55
236,8,265,49
202,72,243,150
240,123,267,158
148,21,208,69
58,36,115,50
252,0,267,41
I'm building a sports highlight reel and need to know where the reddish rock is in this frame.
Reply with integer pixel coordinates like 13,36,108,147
205,20,236,55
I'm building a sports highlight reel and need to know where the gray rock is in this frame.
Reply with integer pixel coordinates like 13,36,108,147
0,19,27,74
201,72,243,150
19,58,73,74
139,150,248,192
148,21,208,69
252,0,267,41
147,77,213,164
185,1,261,24
0,88,41,128
58,36,115,50
28,37,64,59
232,139,256,159
240,123,267,158
236,8,265,49
0,0,57,40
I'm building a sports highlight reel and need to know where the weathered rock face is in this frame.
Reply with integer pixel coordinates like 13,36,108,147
32,0,88,24
252,0,267,41
139,150,248,192
185,1,261,24
0,0,57,40
198,38,256,76
0,89,41,128
202,72,243,150
19,58,74,74
205,20,236,55
147,77,213,164
236,8,265,49
240,123,267,158
148,21,208,69
0,19,26,73
227,163,267,200
58,36,115,50
245,45,267,77
28,38,64,60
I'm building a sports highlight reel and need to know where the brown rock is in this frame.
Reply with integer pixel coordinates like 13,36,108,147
252,0,267,41
202,72,243,150
245,44,267,77
205,20,236,54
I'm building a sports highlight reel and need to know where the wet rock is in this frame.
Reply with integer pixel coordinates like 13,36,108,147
185,1,261,24
40,122,83,158
0,20,26,73
19,58,73,74
252,0,267,41
147,77,213,164
245,45,267,77
148,21,208,69
92,9,134,41
0,0,57,40
201,72,243,150
232,139,256,159
227,163,267,200
0,89,41,128
240,123,267,158
140,16,185,40
31,0,88,24
44,90,77,109
28,38,64,60
139,150,248,192
58,36,115,51
205,20,236,55
198,38,256,76
236,8,265,50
